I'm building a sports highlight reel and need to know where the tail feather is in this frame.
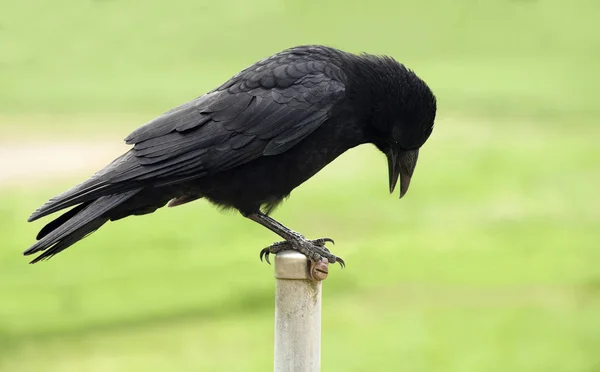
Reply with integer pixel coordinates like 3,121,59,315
36,202,92,240
28,152,138,223
28,184,114,222
24,189,141,263
28,218,107,264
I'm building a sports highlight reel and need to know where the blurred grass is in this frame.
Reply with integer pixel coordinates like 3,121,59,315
1,117,599,371
1,0,599,371
1,0,599,123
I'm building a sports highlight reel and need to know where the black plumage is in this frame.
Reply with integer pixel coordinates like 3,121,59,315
24,45,437,272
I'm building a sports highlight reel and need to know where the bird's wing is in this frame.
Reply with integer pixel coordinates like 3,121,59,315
113,55,347,185
28,52,347,221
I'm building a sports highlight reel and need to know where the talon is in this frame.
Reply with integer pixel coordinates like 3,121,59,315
324,254,345,268
259,248,272,265
313,237,335,246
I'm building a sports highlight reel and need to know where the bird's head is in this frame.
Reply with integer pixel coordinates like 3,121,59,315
358,57,437,198
383,94,435,198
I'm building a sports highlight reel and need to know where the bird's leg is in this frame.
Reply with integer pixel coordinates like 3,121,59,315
246,212,345,269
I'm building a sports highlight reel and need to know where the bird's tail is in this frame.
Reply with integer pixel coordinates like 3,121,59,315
23,189,141,263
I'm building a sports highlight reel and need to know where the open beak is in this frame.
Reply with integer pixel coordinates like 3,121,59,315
386,149,419,198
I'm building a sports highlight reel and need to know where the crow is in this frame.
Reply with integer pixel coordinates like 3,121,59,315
24,45,437,274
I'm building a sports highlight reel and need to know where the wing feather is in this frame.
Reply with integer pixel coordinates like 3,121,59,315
29,48,348,221
122,59,346,183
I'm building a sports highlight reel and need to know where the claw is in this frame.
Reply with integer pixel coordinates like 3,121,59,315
259,248,272,265
313,237,335,246
325,254,345,268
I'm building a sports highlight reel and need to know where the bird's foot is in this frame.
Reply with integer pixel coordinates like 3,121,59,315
259,237,345,269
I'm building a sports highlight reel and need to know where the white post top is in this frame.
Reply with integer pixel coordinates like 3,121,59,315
274,250,311,279
274,250,329,281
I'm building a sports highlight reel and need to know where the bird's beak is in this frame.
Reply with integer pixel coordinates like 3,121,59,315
386,149,419,198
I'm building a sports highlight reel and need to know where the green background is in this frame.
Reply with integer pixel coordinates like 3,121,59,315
1,0,598,371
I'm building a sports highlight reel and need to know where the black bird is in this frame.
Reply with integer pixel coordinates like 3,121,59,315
24,45,437,272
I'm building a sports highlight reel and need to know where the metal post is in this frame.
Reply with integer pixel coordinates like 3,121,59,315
273,251,328,372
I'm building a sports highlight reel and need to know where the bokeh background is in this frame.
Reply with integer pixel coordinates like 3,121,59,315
1,0,599,371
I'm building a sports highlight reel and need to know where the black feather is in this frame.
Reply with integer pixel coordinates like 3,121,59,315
24,190,141,262
36,202,91,240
